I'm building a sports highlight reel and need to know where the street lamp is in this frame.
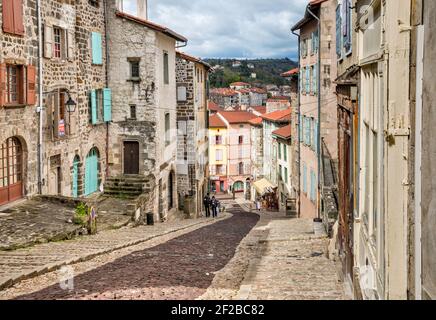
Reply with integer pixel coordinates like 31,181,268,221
65,92,77,135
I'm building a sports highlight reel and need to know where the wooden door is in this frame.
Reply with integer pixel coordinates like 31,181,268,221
0,138,23,205
123,141,139,175
85,149,98,196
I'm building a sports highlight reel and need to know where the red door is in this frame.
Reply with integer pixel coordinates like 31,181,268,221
0,137,23,206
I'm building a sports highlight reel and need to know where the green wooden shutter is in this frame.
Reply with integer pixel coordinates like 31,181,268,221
90,90,97,124
305,67,310,93
92,32,103,65
103,88,112,122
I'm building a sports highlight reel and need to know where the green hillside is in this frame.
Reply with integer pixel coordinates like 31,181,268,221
205,58,297,88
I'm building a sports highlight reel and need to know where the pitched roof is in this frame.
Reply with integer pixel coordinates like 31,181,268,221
281,68,299,77
115,11,187,42
249,87,268,94
218,111,257,124
209,114,226,128
210,88,239,97
261,108,292,123
251,106,267,114
176,51,212,70
291,0,327,31
249,117,263,126
230,82,250,86
272,124,292,139
208,100,221,111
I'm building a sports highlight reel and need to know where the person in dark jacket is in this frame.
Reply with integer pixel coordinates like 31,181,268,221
203,194,211,218
211,196,219,218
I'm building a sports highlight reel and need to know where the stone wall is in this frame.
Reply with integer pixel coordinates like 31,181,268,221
40,0,108,197
0,0,40,200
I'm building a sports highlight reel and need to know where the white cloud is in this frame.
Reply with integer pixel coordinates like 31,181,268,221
147,0,308,59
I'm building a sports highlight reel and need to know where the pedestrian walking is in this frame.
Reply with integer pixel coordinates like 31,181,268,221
256,198,261,211
203,193,211,218
211,196,218,218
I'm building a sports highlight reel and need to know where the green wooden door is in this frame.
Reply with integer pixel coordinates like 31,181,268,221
72,157,79,198
85,149,98,196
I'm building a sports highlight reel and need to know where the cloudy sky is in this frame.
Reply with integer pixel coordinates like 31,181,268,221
123,0,308,60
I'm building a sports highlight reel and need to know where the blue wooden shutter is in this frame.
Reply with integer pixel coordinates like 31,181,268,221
305,118,311,145
92,32,103,65
303,164,307,193
90,90,97,124
336,5,342,58
103,88,112,122
314,120,318,154
313,64,317,95
310,170,315,201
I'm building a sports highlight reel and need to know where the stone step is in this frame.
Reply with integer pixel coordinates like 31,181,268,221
104,185,143,191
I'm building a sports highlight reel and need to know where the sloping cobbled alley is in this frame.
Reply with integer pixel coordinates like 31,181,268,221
9,206,259,300
0,199,345,300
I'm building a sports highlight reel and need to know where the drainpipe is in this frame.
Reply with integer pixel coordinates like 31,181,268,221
291,29,301,218
307,5,322,220
104,0,110,179
36,0,43,194
414,24,424,301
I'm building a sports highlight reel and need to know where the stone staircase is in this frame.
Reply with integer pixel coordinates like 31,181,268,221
104,175,147,199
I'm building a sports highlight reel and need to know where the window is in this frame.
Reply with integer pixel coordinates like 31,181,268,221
163,51,169,84
239,162,244,175
310,170,317,202
284,167,288,184
0,64,36,106
238,136,244,144
279,165,282,180
130,105,136,119
215,136,223,145
165,113,170,146
53,27,62,58
128,59,140,80
47,89,71,139
336,4,342,58
2,0,24,36
44,25,74,61
177,86,187,101
284,144,287,161
216,165,224,175
89,88,111,124
216,149,223,161
278,143,282,159
89,0,99,7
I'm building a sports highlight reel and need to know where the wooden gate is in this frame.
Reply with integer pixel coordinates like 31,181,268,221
0,137,23,206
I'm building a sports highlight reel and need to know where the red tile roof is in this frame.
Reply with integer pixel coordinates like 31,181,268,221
211,88,239,97
261,108,292,122
218,111,257,124
115,11,187,42
209,114,226,128
176,51,212,70
250,87,268,94
281,68,299,77
249,117,263,126
230,82,250,86
208,100,221,111
272,124,292,139
251,106,267,114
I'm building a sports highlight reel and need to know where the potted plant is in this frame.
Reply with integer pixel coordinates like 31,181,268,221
73,203,89,226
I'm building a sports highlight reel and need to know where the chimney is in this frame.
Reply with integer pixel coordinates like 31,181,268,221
137,0,148,20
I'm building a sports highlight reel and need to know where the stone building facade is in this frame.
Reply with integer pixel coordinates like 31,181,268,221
41,0,110,198
106,1,187,222
0,0,39,206
175,52,210,217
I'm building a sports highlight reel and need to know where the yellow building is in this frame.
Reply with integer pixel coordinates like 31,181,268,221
209,114,228,193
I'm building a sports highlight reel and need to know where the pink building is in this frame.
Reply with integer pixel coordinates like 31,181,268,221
217,111,257,196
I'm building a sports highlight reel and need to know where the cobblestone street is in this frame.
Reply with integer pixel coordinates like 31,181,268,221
0,200,345,300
